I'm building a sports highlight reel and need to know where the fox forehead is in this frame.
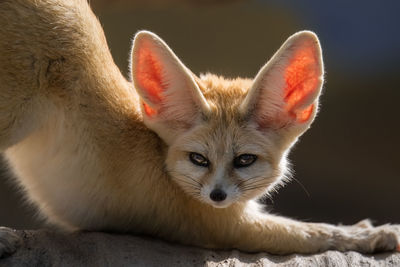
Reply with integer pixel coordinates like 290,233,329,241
177,115,276,163
197,73,252,116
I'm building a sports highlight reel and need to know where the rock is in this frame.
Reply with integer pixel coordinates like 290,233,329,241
0,230,399,267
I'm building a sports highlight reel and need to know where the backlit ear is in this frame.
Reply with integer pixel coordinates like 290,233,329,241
241,31,324,137
131,31,210,143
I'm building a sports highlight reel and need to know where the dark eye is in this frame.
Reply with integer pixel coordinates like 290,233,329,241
189,152,210,167
233,154,257,168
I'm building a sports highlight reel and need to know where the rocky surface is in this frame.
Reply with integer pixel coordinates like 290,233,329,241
0,230,399,267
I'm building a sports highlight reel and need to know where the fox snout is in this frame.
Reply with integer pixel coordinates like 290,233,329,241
199,181,239,208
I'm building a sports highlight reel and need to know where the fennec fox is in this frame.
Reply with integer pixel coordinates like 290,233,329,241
0,0,399,257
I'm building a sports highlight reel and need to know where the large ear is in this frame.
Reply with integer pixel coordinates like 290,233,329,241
131,31,210,144
240,31,324,139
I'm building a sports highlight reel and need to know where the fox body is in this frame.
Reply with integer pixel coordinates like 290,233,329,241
0,0,399,257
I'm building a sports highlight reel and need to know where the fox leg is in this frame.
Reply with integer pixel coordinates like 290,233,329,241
171,202,400,255
221,211,399,254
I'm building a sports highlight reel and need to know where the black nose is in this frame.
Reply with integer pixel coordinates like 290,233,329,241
210,188,227,202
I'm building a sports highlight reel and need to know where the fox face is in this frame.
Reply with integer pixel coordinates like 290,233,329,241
131,31,323,208
164,107,282,208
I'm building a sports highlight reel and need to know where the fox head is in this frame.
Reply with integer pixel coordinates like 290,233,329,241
130,31,324,208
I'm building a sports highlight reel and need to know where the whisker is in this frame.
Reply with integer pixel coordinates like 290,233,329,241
237,174,278,187
173,176,200,187
238,176,276,197
238,176,273,189
236,175,263,187
241,186,266,191
167,170,203,187
241,185,267,191
240,179,267,188
290,176,310,198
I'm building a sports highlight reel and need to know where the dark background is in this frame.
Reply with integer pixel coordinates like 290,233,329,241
1,0,399,229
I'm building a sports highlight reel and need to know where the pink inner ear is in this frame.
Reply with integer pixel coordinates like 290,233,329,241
142,101,157,117
297,104,314,123
283,46,319,123
136,43,165,104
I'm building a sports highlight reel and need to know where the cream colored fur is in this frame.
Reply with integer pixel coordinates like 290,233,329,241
0,0,399,257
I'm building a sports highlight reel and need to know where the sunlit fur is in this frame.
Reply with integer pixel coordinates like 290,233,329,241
0,0,398,257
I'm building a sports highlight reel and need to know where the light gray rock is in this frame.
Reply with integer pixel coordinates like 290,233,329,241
0,230,399,267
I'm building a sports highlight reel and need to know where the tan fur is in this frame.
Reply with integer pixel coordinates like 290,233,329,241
0,0,399,257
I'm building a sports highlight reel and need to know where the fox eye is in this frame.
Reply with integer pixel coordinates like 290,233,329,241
233,154,257,168
189,152,210,167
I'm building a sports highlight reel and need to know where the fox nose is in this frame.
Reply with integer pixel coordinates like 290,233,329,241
210,188,227,202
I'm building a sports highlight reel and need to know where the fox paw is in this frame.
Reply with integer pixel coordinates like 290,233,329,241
0,227,21,258
351,225,399,253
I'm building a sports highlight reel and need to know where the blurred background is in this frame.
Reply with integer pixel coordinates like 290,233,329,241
1,0,399,229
